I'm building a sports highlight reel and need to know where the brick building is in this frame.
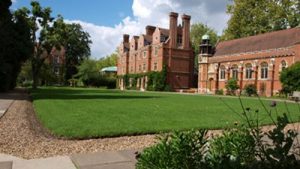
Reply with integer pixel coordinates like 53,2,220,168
198,27,300,96
117,12,194,91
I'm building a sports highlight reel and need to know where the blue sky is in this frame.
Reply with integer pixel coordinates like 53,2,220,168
11,0,134,27
11,0,230,59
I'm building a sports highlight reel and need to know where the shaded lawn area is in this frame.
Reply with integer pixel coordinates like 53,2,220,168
30,87,300,139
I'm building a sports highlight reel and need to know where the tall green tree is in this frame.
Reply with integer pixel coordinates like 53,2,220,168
222,0,300,40
51,16,91,82
0,0,32,91
15,1,58,89
190,23,218,55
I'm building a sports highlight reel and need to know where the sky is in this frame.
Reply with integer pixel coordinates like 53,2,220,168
11,0,231,59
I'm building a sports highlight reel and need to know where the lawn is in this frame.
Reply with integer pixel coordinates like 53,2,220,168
30,87,300,139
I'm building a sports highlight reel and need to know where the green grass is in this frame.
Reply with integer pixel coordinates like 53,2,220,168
30,87,300,139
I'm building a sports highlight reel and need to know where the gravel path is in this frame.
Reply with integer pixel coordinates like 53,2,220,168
0,90,156,159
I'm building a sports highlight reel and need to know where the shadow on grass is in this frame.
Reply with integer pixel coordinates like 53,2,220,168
30,88,161,100
32,94,161,100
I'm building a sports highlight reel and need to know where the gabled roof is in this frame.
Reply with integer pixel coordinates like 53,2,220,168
158,28,169,36
157,27,183,36
214,27,300,56
143,35,152,43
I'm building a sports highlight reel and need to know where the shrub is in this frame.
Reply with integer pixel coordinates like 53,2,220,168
22,80,33,87
206,127,256,169
136,130,208,169
216,89,224,95
280,62,300,94
225,78,239,95
106,77,116,89
243,84,257,96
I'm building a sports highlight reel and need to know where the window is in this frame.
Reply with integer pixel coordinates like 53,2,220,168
154,62,158,70
130,66,133,72
220,66,226,79
245,63,252,79
232,65,238,79
139,65,141,71
177,35,182,45
143,63,146,71
54,67,59,75
281,60,287,71
143,51,147,58
160,35,168,42
154,47,158,56
261,62,268,79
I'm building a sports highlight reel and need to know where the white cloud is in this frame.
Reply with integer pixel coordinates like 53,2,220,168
67,0,230,59
12,0,17,3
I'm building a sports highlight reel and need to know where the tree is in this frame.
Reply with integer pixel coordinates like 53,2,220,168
0,0,32,91
75,59,98,84
280,62,300,94
17,1,92,88
51,16,91,82
222,0,300,40
190,23,218,55
96,53,118,70
15,1,58,89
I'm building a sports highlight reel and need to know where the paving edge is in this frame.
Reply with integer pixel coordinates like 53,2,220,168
0,100,15,120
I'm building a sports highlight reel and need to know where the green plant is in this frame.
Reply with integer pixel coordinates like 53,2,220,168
280,62,300,95
225,78,239,95
216,89,224,95
243,84,257,96
206,126,256,169
136,130,208,169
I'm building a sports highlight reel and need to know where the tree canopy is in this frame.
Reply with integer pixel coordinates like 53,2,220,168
280,62,300,94
190,23,218,55
51,16,91,81
222,0,300,40
0,0,32,91
15,1,92,88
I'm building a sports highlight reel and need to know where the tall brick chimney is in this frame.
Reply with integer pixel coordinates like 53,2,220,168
146,25,156,36
182,14,191,49
169,12,178,48
123,34,129,43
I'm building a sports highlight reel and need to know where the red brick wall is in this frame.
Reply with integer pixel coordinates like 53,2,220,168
198,44,300,96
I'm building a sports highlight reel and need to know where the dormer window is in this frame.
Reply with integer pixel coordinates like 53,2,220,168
160,35,168,42
177,35,182,46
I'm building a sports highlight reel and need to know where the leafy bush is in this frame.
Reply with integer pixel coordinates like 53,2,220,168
206,127,256,169
137,97,300,169
225,78,239,95
243,84,257,96
22,80,33,87
136,130,208,169
280,62,300,94
106,77,116,89
216,89,224,95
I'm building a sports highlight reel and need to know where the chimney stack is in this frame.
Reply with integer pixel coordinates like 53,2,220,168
146,25,156,36
123,34,129,43
169,12,178,48
182,14,191,49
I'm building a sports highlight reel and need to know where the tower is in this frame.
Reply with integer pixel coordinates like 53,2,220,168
198,34,214,93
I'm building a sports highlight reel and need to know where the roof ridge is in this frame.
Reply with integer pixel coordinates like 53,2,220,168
219,27,300,45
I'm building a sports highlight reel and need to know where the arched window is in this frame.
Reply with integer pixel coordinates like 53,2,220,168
245,63,252,79
232,65,238,79
261,62,268,79
281,60,287,71
220,65,226,80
